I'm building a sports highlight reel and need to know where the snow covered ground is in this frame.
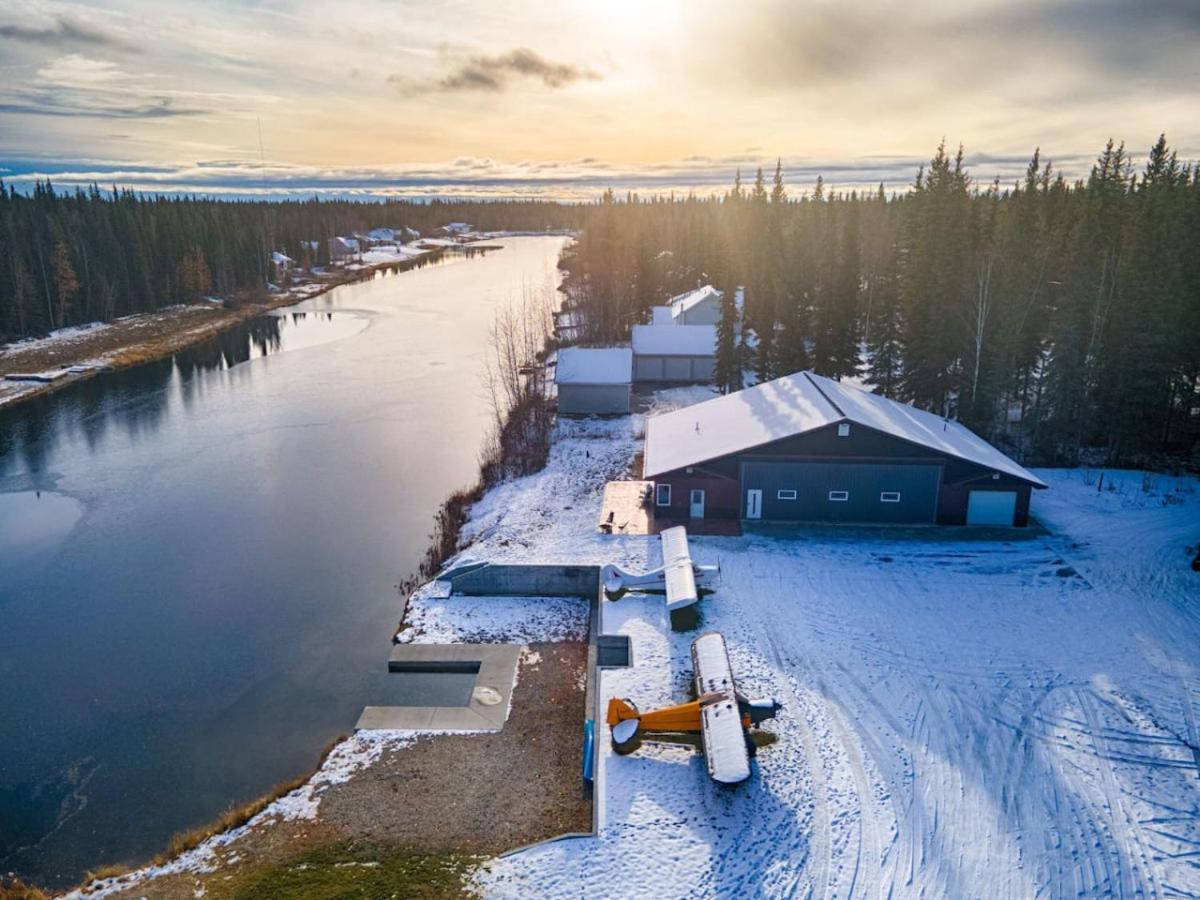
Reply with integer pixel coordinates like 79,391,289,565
67,393,1200,898
459,409,1200,898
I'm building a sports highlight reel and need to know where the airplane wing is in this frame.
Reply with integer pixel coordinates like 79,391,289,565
661,526,699,611
660,525,691,566
691,632,751,784
663,559,698,611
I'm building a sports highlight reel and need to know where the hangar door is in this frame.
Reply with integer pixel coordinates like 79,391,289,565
966,490,1017,525
741,461,940,524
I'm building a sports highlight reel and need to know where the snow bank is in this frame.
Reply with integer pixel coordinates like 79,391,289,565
400,592,588,644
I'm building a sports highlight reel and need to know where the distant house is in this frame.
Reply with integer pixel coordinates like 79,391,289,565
632,324,716,383
328,236,360,262
442,222,472,235
555,347,633,415
643,370,1046,526
365,228,396,245
270,251,293,281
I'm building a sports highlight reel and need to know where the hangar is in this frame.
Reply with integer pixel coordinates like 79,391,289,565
643,371,1046,526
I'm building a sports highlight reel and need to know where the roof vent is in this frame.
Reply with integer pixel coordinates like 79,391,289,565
837,422,850,437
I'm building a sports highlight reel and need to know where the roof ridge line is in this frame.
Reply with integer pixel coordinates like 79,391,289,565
802,371,846,418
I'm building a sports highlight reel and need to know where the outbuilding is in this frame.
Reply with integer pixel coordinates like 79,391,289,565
643,370,1046,526
554,347,633,415
632,324,716,384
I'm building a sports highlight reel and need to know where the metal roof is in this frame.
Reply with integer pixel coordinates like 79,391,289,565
643,370,1046,487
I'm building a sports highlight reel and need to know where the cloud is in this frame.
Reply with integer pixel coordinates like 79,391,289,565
0,96,198,119
0,147,1140,201
0,55,205,120
434,47,601,92
0,14,132,51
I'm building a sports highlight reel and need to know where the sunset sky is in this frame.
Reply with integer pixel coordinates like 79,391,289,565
1,0,1197,197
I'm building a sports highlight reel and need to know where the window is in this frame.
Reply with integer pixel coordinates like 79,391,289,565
777,489,798,500
880,492,901,503
837,422,851,437
828,490,849,502
655,483,672,506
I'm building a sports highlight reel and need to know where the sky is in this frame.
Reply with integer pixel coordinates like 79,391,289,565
0,0,1197,199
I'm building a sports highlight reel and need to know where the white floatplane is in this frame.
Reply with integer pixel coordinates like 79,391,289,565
600,525,717,612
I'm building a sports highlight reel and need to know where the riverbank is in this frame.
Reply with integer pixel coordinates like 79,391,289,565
0,246,457,412
46,410,622,900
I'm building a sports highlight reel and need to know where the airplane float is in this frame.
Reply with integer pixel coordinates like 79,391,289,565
606,632,781,785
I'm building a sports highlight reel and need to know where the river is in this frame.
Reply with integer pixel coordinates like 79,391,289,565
0,235,569,889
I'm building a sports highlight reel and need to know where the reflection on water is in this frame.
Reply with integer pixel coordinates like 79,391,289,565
0,312,367,478
0,491,84,594
0,236,568,889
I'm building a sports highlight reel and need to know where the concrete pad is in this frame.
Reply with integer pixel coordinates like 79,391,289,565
357,643,523,732
599,480,653,534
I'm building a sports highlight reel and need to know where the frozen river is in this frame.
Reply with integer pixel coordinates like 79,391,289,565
0,236,568,889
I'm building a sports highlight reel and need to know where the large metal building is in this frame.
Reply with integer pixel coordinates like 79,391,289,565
643,371,1046,526
554,347,633,415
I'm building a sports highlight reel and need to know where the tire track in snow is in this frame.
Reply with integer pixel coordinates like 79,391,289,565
1077,686,1161,897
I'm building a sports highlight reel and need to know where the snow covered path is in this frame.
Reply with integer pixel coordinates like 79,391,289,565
472,412,1200,898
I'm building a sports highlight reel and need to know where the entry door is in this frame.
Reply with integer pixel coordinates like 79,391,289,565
689,489,706,519
966,490,1017,525
746,489,762,519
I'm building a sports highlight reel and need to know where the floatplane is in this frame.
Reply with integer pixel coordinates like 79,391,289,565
600,525,717,627
606,631,781,785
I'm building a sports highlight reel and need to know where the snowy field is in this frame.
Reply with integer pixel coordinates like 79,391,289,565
463,411,1200,898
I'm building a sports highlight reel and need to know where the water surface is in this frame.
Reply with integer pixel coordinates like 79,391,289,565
0,236,567,888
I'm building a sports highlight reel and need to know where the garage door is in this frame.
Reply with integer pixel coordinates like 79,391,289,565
966,490,1017,526
741,461,940,524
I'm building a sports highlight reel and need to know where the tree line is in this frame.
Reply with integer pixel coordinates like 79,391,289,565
564,137,1200,467
0,184,582,340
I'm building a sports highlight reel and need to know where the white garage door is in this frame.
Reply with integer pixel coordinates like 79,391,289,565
966,491,1017,525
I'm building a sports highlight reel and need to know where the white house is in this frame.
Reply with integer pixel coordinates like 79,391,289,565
668,285,724,325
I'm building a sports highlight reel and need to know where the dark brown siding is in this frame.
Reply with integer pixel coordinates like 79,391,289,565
649,420,1039,525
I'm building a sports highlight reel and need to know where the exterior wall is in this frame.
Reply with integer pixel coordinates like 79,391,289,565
677,300,721,326
557,383,631,415
741,460,941,523
634,354,716,383
653,472,741,521
936,477,1032,526
648,420,1038,526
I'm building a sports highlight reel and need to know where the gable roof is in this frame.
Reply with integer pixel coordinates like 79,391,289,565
643,370,1046,487
632,324,716,356
669,285,722,319
555,347,632,385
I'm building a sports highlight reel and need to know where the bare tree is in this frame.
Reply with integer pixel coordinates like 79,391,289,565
480,281,555,482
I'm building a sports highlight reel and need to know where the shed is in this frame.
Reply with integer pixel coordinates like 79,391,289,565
555,347,633,415
643,370,1046,526
632,325,716,384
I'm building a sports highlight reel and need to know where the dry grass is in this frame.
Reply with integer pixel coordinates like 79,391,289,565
83,864,132,882
152,732,349,865
0,877,50,900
